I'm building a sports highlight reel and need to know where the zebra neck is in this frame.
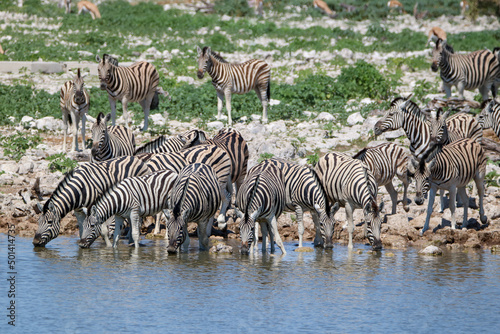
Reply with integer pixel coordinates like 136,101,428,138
106,66,126,95
402,112,429,157
207,55,225,77
439,51,454,80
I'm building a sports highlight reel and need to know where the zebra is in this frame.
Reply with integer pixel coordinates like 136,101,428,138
353,142,411,215
478,98,500,139
90,112,135,162
78,169,178,249
145,144,233,232
314,152,384,250
267,158,338,248
205,128,249,229
165,163,221,253
32,156,151,247
431,39,499,101
134,129,207,155
196,46,271,126
236,160,286,255
60,68,89,152
408,138,487,235
96,53,170,131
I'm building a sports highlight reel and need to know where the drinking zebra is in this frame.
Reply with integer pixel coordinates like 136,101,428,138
60,68,89,152
205,128,249,229
96,54,169,131
236,160,286,255
478,98,500,139
431,39,499,101
90,112,135,162
196,46,271,126
32,156,151,247
134,129,207,155
353,142,411,215
408,138,487,235
78,169,178,248
165,163,222,253
145,144,233,231
268,158,338,248
314,152,384,250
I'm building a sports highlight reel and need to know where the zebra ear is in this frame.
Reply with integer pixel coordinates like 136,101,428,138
196,46,202,55
405,93,413,100
35,203,43,214
77,68,81,78
96,54,101,63
105,113,112,124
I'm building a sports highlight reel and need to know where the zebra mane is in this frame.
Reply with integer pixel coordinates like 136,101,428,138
361,163,376,200
173,176,190,218
352,147,368,161
389,97,408,108
400,99,426,120
134,135,169,155
309,167,331,214
43,168,77,213
245,173,261,221
204,46,228,63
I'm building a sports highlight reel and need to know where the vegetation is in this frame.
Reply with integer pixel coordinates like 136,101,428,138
0,132,42,162
258,152,275,163
46,153,79,174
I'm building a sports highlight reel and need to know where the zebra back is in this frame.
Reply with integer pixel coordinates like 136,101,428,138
445,112,483,143
134,129,207,155
90,112,135,162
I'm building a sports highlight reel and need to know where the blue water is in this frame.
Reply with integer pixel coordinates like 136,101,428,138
1,234,499,333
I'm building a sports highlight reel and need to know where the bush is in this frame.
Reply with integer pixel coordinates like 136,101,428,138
214,0,253,17
334,60,391,100
46,153,78,174
0,132,42,162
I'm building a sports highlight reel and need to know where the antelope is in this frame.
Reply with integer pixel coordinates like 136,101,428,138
387,0,406,14
77,1,101,20
427,27,447,47
460,0,469,18
313,0,337,18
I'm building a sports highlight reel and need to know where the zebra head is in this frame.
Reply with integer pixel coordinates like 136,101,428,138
315,202,339,249
239,212,257,255
178,129,207,148
78,207,101,249
374,97,409,135
431,38,447,72
33,201,62,247
408,156,434,206
96,54,115,90
363,200,384,251
91,112,111,158
166,210,186,254
427,108,450,150
72,68,86,105
196,46,211,79
478,99,496,129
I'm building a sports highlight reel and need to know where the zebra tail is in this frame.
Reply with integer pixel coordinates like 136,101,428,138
244,174,261,222
150,91,159,110
267,80,271,101
173,177,191,218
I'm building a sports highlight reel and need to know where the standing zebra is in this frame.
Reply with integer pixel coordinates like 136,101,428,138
196,46,271,126
90,112,135,162
78,169,178,248
145,144,233,230
431,39,499,100
268,158,338,248
353,142,411,215
96,54,169,131
60,68,89,152
165,163,221,253
134,129,207,155
314,152,384,250
408,138,487,235
236,160,287,255
32,156,151,247
478,98,500,139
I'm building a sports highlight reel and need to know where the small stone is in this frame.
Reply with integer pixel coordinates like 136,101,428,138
316,112,335,122
209,243,233,254
207,121,224,130
347,112,364,126
294,246,314,252
418,245,443,256
356,249,363,254
385,252,395,257
491,245,500,253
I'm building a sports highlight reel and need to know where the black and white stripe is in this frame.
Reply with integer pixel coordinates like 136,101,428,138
165,163,221,253
96,53,164,131
78,169,178,248
353,143,411,215
236,160,286,255
90,112,135,162
314,152,384,250
197,46,271,125
32,156,151,247
478,98,500,139
408,138,487,235
134,129,207,155
431,39,499,100
268,158,338,248
60,68,89,152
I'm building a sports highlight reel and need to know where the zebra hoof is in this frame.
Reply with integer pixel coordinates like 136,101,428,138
480,215,488,224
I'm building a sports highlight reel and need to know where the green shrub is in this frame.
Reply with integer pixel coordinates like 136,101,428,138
46,153,78,174
334,60,391,100
0,132,42,162
214,0,253,17
258,152,274,163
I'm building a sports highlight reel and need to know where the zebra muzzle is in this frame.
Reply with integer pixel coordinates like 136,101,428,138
32,234,46,247
100,82,107,90
431,62,438,72
197,70,204,79
240,242,250,255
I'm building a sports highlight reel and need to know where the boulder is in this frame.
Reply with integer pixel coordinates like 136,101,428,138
316,112,336,122
418,245,443,256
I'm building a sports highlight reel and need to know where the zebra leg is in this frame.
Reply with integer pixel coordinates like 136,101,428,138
113,216,125,248
224,89,232,126
474,172,487,224
62,109,68,152
140,96,153,132
217,182,233,229
197,219,210,251
255,87,268,124
71,110,78,151
182,223,190,252
345,202,355,249
443,83,452,99
122,97,131,128
311,212,323,247
295,206,304,248
270,216,286,255
80,113,86,151
399,173,410,212
74,209,86,239
154,212,162,235
457,187,469,229
129,209,141,248
421,186,437,235
457,82,466,100
101,217,113,247
448,186,458,230
216,91,224,121
260,221,268,253
385,182,398,215
479,85,491,102
108,96,117,126
439,189,446,213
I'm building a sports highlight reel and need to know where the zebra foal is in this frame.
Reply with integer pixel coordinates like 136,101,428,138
134,129,207,155
236,160,287,255
268,158,338,248
314,152,384,250
353,142,410,214
32,156,151,247
90,112,135,162
165,163,221,253
196,46,271,125
408,138,487,235
79,169,178,248
60,68,89,152
431,39,499,101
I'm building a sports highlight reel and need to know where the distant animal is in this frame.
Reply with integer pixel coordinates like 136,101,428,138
431,39,500,101
249,0,263,16
426,27,447,46
413,2,428,20
165,163,221,253
96,54,169,131
90,112,135,162
196,46,271,126
460,0,470,18
60,68,89,152
313,0,337,18
387,0,406,14
61,0,71,14
77,1,101,20
0,43,4,54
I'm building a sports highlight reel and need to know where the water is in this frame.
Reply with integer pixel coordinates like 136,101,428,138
1,234,500,333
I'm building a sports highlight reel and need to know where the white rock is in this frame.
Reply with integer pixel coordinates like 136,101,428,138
251,114,261,121
340,48,354,59
207,121,224,130
347,112,364,126
265,120,287,133
18,162,34,175
316,112,335,122
177,76,195,85
418,245,443,256
36,117,62,131
269,99,281,106
1,163,19,174
150,113,165,125
21,116,35,128
384,129,406,139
